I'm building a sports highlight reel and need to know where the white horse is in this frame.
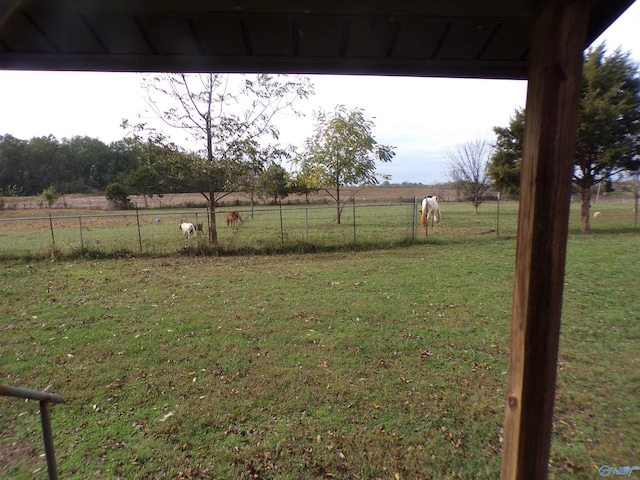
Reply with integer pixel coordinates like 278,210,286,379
421,196,441,228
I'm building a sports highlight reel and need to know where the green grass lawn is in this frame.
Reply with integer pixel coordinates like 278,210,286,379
1,220,638,479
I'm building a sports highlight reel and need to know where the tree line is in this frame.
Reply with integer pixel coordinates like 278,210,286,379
0,132,312,207
0,134,144,196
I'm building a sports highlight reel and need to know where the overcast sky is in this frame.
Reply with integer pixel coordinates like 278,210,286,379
1,3,639,184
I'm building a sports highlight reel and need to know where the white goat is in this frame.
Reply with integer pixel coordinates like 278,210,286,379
179,220,196,238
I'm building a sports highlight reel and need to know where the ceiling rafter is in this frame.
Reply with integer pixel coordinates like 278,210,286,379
187,17,205,56
23,11,61,53
430,22,451,60
240,18,253,56
476,23,503,60
133,16,158,55
79,14,110,54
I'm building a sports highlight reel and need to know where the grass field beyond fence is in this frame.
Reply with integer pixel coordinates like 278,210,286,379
0,202,420,259
0,200,638,260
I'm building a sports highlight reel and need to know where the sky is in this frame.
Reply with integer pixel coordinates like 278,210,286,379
1,2,639,184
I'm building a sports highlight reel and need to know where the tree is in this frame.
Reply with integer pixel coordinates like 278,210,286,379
575,45,640,233
624,169,640,221
289,162,322,203
489,109,525,196
489,45,640,233
446,138,493,213
105,137,146,188
258,164,290,204
41,185,60,207
296,105,395,223
125,165,164,209
105,182,131,209
137,73,314,243
41,185,61,248
62,136,113,192
235,144,293,217
24,135,66,195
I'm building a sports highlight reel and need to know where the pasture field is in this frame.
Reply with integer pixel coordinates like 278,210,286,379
0,199,637,260
0,223,638,478
0,201,490,259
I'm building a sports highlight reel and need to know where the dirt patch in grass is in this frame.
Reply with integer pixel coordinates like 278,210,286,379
0,431,42,476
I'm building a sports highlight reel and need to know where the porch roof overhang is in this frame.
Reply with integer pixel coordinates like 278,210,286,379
0,0,634,79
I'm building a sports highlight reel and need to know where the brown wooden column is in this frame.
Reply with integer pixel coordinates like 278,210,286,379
500,1,588,479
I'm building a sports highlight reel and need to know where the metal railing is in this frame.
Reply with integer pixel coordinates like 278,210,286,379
0,384,65,480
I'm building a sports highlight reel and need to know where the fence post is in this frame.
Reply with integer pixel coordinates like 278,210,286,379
135,206,142,253
209,209,212,242
48,210,55,248
411,197,418,242
305,208,309,242
497,192,501,238
78,216,84,250
635,190,638,229
40,399,59,480
352,197,356,243
279,201,284,245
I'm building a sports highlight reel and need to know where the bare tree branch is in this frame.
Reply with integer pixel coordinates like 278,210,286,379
447,138,493,213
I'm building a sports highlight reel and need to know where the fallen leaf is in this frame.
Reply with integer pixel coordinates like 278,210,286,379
160,411,174,422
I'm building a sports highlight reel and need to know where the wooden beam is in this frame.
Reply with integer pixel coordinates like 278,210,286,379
500,1,588,479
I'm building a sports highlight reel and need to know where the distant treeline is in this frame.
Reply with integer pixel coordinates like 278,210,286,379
0,133,450,197
0,134,146,196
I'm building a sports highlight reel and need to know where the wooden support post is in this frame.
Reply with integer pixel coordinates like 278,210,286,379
500,1,588,479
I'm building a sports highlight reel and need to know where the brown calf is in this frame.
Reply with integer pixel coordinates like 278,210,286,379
226,211,242,227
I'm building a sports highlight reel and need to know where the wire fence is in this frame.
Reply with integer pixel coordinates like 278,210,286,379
0,200,423,258
1,197,637,259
